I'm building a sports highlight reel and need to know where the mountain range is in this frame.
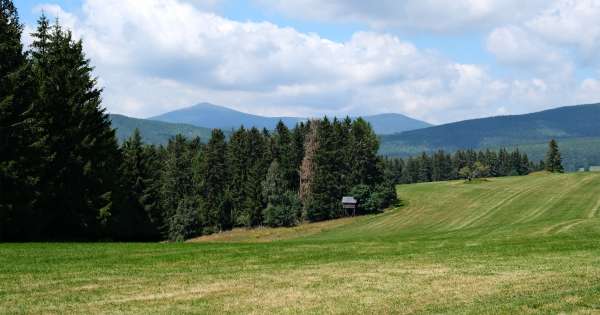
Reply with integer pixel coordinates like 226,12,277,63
109,102,600,171
109,114,219,145
148,102,432,134
379,103,600,170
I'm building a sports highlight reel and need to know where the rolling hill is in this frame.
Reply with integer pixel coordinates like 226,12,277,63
4,172,600,313
109,114,219,145
149,102,432,134
380,103,600,170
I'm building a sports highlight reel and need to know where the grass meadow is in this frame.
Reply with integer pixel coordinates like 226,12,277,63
2,172,600,314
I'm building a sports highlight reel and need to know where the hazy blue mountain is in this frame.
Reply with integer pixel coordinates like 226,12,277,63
109,114,221,145
379,103,600,170
363,113,432,134
149,102,431,134
149,103,303,131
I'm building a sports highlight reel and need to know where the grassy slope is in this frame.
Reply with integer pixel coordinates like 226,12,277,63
2,173,600,314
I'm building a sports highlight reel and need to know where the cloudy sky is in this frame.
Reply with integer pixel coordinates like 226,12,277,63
14,0,600,123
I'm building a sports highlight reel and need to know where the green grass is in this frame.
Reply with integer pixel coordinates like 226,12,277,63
2,172,600,314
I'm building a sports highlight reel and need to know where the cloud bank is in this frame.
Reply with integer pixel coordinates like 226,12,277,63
28,0,600,123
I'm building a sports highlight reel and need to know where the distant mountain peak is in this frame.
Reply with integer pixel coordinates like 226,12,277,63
149,102,432,134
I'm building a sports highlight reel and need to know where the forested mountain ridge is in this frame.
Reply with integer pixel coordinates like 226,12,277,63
109,114,221,144
149,102,432,134
380,103,600,170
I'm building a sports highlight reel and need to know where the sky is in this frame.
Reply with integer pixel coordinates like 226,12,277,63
13,0,600,124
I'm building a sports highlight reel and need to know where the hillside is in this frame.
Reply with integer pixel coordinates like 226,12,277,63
194,172,600,243
380,103,600,170
5,172,600,313
149,102,432,134
109,114,219,144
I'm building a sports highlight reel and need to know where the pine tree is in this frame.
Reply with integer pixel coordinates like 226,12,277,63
545,139,564,173
226,126,249,225
111,129,163,240
273,121,296,190
28,18,121,239
417,152,432,182
239,127,269,227
0,0,38,240
161,135,197,240
306,117,344,221
262,161,300,227
290,122,306,191
349,118,381,186
197,129,230,233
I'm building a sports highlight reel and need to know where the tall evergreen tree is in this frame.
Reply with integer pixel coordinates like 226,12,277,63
545,139,564,173
240,127,269,227
112,129,163,240
0,0,38,240
306,117,343,221
226,126,249,226
161,135,198,240
349,118,381,186
262,161,301,227
197,129,231,233
273,121,296,190
27,17,121,239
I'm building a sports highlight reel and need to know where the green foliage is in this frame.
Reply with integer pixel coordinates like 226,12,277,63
110,130,164,240
167,198,200,242
386,148,534,186
545,139,564,173
161,135,198,238
262,161,301,227
0,15,121,240
0,0,38,241
262,192,301,227
197,129,231,233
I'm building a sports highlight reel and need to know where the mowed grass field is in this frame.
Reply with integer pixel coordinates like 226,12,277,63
2,172,600,314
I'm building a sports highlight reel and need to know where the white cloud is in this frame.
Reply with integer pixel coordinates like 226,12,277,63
259,0,549,33
526,0,600,64
26,0,600,124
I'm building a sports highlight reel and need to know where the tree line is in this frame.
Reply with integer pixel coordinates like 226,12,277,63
383,139,564,185
0,4,564,242
0,8,394,241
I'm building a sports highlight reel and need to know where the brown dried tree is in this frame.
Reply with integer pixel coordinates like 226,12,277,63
299,120,319,211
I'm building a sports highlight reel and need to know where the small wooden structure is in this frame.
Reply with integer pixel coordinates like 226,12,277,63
342,196,358,216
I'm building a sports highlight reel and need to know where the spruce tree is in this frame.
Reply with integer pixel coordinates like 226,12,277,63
197,129,230,233
545,139,564,173
0,0,37,240
291,122,307,191
240,127,269,227
28,17,121,239
273,121,296,190
262,161,300,227
226,126,249,225
112,129,163,240
349,118,381,186
161,135,197,240
306,117,343,221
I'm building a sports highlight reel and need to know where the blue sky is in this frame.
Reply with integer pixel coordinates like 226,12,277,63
13,0,600,123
